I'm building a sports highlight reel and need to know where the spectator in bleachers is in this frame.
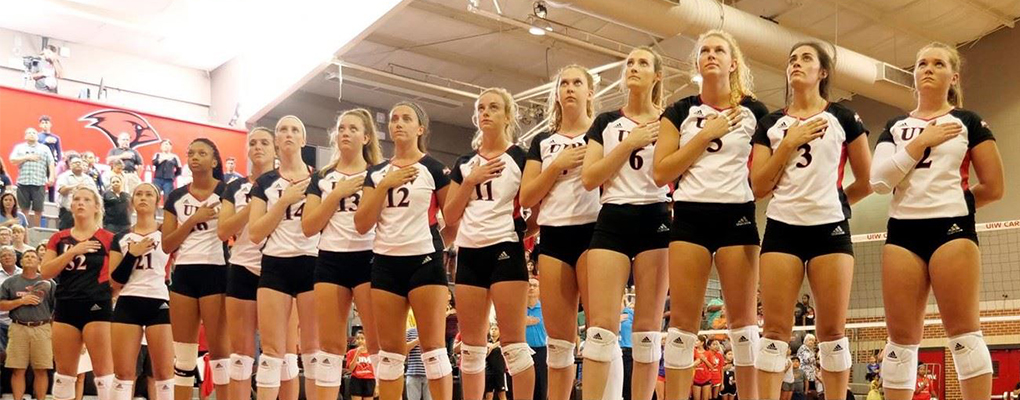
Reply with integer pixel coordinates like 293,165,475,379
102,159,140,194
406,325,430,400
152,140,181,198
37,116,63,165
101,176,130,234
795,294,811,326
56,155,98,230
0,248,55,400
0,246,23,352
703,296,724,330
525,278,548,400
222,157,242,183
30,46,62,94
0,228,12,248
81,152,105,193
865,353,880,382
345,331,376,400
791,358,807,400
1,193,29,228
798,334,818,391
10,128,56,227
11,225,34,260
0,160,11,194
55,151,79,180
107,132,143,175
485,325,507,400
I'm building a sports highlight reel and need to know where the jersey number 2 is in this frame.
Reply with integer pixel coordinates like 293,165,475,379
916,148,933,169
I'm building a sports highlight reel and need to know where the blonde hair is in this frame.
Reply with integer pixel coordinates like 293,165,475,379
546,65,596,133
916,42,963,107
472,88,520,149
71,186,104,227
692,30,756,107
321,109,383,177
621,46,664,108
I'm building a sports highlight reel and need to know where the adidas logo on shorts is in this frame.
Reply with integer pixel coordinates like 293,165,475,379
767,343,778,351
739,336,749,343
831,226,845,236
657,224,669,233
833,344,843,352
947,224,963,235
955,343,966,351
160,302,170,310
90,304,102,311
422,256,432,264
497,252,510,261
735,217,751,227
887,351,897,359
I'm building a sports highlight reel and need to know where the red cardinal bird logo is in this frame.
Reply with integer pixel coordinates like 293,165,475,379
79,110,163,149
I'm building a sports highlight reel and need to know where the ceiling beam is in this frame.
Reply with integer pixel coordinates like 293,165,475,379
361,32,549,84
810,0,950,45
948,0,1014,28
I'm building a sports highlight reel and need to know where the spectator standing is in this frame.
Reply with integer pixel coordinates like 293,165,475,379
9,128,56,227
795,294,811,326
81,152,105,193
619,296,635,400
406,326,430,400
345,332,376,400
102,176,131,234
30,46,62,94
912,363,932,400
703,296,724,330
485,325,507,400
0,160,11,194
525,278,548,400
55,156,98,230
102,160,140,194
798,334,818,391
37,116,63,166
222,157,242,183
1,193,29,228
865,354,880,382
106,132,143,174
0,246,24,351
151,140,181,197
0,249,55,400
791,358,807,400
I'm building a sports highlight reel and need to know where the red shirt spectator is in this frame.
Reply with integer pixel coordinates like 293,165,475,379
912,372,932,400
346,347,375,380
693,347,717,384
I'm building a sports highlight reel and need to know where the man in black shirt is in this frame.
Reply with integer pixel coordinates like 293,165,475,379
106,132,142,173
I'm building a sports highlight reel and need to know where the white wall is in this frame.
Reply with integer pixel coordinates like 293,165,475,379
0,27,212,122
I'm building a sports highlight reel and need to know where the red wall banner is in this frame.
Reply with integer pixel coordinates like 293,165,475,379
0,85,247,183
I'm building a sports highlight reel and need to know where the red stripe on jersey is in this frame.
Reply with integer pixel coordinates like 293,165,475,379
836,144,849,189
428,193,440,226
96,229,114,284
513,194,522,219
959,150,972,191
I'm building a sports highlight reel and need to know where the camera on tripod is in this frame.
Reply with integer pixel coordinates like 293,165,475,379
22,55,43,73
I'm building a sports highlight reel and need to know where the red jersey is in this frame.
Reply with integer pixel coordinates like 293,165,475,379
694,348,717,383
47,229,114,301
346,348,374,380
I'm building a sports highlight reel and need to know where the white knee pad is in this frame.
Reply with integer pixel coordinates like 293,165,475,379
547,338,576,369
155,379,174,400
112,379,135,400
302,352,319,380
632,331,663,364
501,342,536,376
460,344,488,374
94,374,115,400
173,342,199,387
583,327,618,363
229,354,255,381
818,337,852,372
881,341,919,390
376,351,407,381
210,358,230,385
281,353,300,381
316,352,343,387
727,325,761,367
664,328,698,369
255,355,284,388
949,331,993,380
755,338,790,373
370,353,380,373
422,348,453,379
53,373,77,400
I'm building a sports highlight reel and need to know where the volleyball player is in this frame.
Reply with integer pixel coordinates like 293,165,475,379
871,43,1004,400
580,46,670,400
40,187,114,400
218,127,275,400
520,65,603,400
354,102,453,400
445,88,535,400
108,183,174,400
652,30,767,400
161,139,229,400
302,109,383,400
248,116,320,400
750,42,873,400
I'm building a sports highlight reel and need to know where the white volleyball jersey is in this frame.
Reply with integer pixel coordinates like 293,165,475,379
111,230,170,300
251,170,320,258
526,132,601,226
877,109,995,220
450,146,526,248
364,155,450,256
306,170,375,252
163,183,228,265
222,177,264,273
661,96,770,203
587,110,670,205
752,103,868,226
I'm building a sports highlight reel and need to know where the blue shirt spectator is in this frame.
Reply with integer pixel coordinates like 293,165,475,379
526,301,547,347
619,306,634,348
